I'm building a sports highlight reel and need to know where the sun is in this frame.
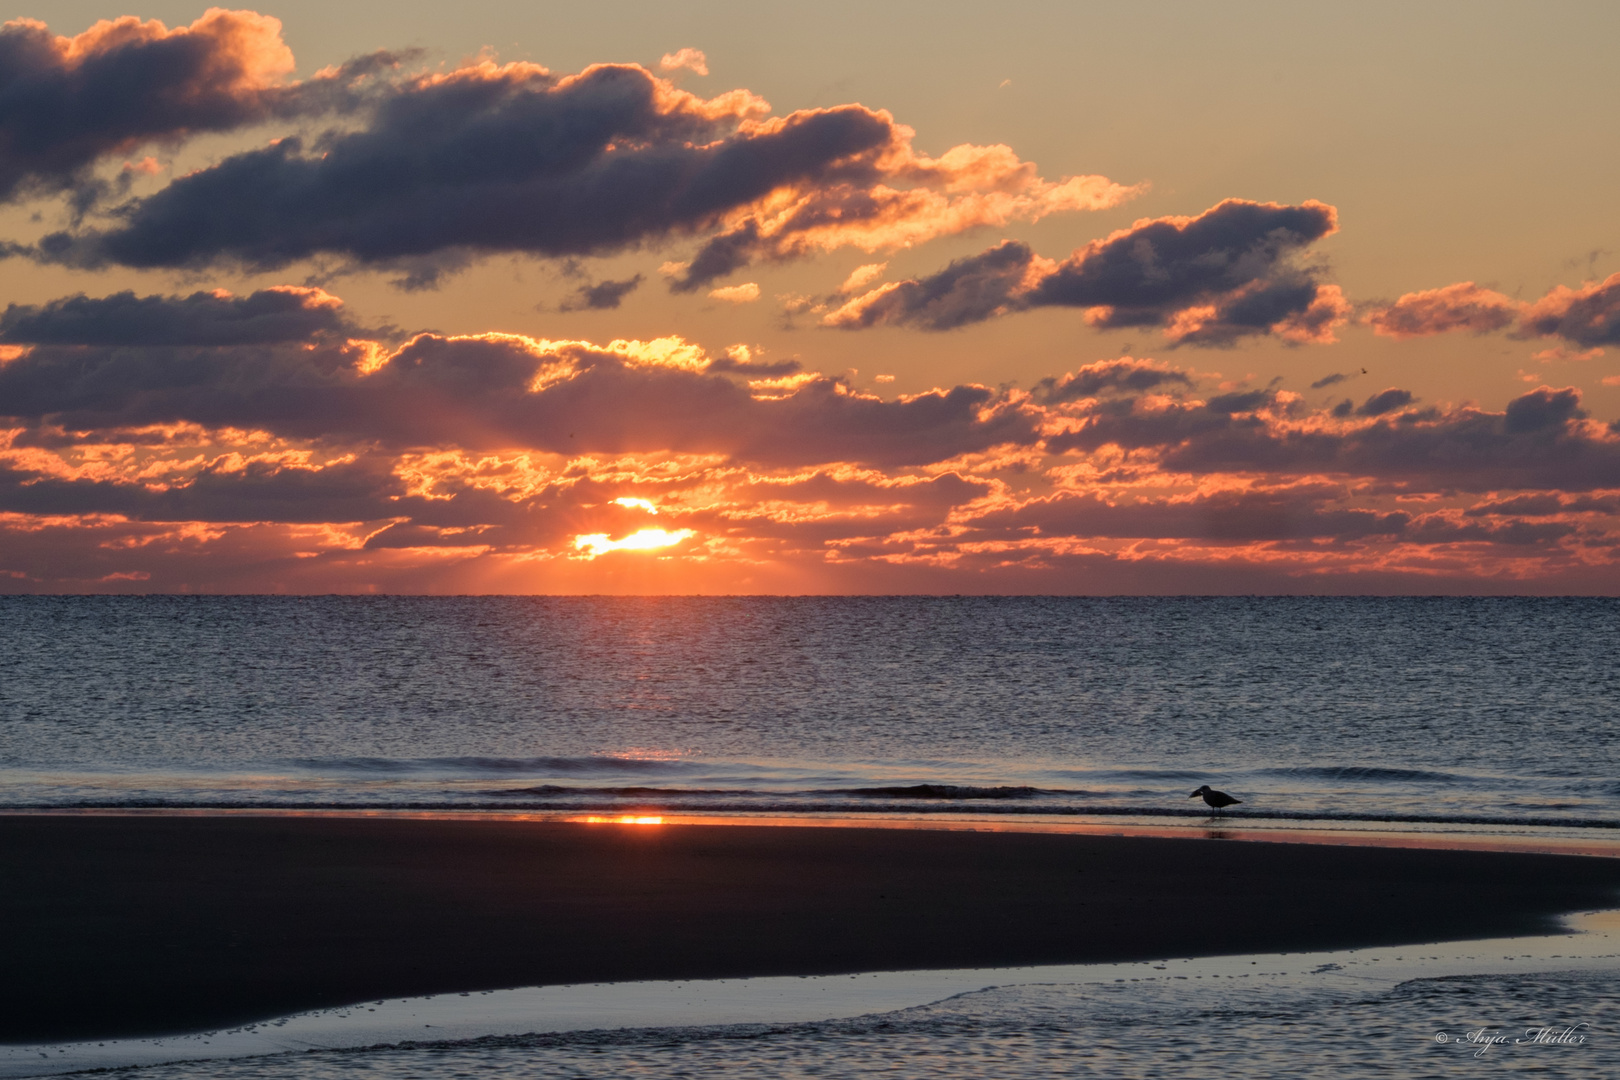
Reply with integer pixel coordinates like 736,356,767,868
572,528,695,558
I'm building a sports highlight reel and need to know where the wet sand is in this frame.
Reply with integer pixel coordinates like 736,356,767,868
5,814,1620,1043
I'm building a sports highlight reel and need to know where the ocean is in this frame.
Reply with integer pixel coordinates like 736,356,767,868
3,596,1617,829
4,595,1618,1077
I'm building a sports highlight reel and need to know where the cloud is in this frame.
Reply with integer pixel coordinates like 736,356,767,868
558,275,643,311
1355,388,1414,417
0,10,400,205
708,282,761,303
1364,282,1520,339
1029,356,1194,404
1463,492,1620,518
822,239,1040,330
839,263,887,293
1046,384,1617,492
1517,271,1620,347
1531,345,1604,363
0,304,1036,466
706,347,800,376
1361,273,1620,350
1310,372,1352,389
823,199,1346,345
30,56,1138,288
959,486,1412,544
667,144,1141,293
658,48,708,76
0,286,359,345
2,271,1615,594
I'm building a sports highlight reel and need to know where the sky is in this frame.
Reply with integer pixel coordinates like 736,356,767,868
2,1,1619,594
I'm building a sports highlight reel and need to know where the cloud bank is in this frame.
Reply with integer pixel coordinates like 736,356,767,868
2,283,1617,593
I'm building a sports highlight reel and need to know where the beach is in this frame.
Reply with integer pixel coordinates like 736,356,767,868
6,814,1620,1045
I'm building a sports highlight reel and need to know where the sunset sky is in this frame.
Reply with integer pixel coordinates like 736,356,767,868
3,1,1619,593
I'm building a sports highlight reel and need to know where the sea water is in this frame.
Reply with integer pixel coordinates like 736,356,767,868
2,596,1616,828
10,933,1620,1078
107,971,1620,1080
3,595,1619,1077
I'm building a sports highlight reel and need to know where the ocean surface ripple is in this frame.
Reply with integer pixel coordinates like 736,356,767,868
2,596,1617,831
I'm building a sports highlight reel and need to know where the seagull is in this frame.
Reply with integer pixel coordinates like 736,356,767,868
1190,785,1242,813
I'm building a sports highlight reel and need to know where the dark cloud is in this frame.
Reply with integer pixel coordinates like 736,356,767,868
1404,517,1578,547
953,485,1590,553
706,353,802,376
959,487,1411,544
821,240,1036,330
1503,385,1584,432
1356,388,1414,417
1204,389,1273,414
362,524,493,550
30,60,933,281
558,274,643,311
1030,357,1194,404
1033,197,1337,313
0,11,402,205
1517,271,1620,347
0,325,1035,467
0,287,362,345
825,199,1347,345
1310,372,1351,389
675,222,765,293
0,455,402,524
1046,385,1616,492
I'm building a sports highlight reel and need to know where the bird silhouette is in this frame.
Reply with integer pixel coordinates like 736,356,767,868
1190,785,1242,813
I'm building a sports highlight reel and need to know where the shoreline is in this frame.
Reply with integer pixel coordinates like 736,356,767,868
10,913,1620,1078
5,797,1616,834
9,805,1620,858
6,813,1620,1044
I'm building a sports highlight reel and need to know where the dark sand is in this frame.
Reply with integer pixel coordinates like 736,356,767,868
5,815,1620,1043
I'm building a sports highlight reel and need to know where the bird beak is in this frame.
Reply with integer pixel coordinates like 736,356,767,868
1188,791,1200,798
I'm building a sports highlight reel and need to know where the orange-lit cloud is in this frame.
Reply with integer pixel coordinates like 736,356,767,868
1363,273,1620,351
1365,281,1521,339
658,48,708,76
671,143,1141,292
2,284,1618,594
708,282,761,303
0,310,1036,465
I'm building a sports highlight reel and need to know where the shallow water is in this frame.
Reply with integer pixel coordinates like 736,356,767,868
205,973,1614,1080
15,923,1620,1080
